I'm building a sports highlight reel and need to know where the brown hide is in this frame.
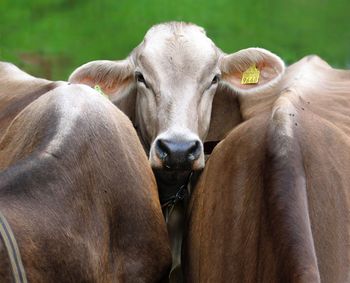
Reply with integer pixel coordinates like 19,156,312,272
0,62,65,140
0,85,171,282
184,56,350,282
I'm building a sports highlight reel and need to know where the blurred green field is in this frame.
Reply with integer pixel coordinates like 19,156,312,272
0,0,349,80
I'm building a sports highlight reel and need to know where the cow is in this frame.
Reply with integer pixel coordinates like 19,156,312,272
0,77,171,282
68,22,285,281
184,55,350,283
0,62,65,140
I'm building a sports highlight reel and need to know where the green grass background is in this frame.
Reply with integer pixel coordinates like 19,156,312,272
0,0,349,80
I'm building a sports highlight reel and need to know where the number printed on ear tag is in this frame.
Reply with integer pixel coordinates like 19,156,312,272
241,64,260,85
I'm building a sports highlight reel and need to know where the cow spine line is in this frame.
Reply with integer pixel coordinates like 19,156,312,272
263,95,320,282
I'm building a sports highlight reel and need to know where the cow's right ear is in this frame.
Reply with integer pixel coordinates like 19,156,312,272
69,59,136,121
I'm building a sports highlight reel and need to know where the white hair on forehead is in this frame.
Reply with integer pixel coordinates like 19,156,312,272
145,21,207,39
139,21,217,64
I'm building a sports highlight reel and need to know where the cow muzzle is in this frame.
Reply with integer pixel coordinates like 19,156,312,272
152,137,204,171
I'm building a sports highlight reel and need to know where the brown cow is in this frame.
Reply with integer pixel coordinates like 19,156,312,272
184,56,350,282
0,83,171,282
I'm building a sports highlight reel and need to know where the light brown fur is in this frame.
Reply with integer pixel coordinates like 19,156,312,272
0,83,171,282
0,62,66,140
184,56,350,282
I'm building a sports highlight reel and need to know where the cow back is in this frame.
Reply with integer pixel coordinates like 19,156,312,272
0,84,171,282
184,56,350,283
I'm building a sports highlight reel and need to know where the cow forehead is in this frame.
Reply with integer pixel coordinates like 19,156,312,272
137,23,219,80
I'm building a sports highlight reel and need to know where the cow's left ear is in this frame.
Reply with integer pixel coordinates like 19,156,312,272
205,48,285,143
220,47,285,94
69,59,137,122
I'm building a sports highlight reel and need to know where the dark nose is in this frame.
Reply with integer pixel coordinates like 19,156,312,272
156,139,201,170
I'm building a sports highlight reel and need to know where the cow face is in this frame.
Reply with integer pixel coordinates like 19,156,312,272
133,24,221,171
69,22,285,172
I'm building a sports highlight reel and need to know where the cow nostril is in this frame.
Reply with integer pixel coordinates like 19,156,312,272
187,140,201,161
156,139,170,160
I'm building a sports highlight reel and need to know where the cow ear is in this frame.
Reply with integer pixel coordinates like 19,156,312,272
205,48,284,144
69,59,136,121
220,47,285,94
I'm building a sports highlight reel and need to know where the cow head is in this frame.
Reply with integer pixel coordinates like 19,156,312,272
69,22,285,172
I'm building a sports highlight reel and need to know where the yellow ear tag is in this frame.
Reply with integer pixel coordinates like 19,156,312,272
94,85,108,98
241,64,260,85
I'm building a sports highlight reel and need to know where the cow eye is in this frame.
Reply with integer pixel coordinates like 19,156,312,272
135,71,148,87
211,75,220,85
